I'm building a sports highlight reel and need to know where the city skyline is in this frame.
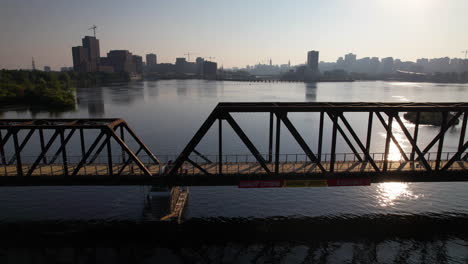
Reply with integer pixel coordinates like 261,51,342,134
1,0,468,69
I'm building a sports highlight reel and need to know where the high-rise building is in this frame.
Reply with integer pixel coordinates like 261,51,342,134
72,36,100,72
107,50,136,73
72,46,89,72
344,53,357,65
132,55,143,73
175,57,187,73
381,57,394,73
146,53,157,66
196,57,205,75
202,61,217,79
82,36,100,72
44,66,51,72
307,51,319,72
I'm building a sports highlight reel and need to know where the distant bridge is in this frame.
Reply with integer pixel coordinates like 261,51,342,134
0,102,467,186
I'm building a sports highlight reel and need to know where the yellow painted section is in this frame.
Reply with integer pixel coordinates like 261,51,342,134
283,180,328,187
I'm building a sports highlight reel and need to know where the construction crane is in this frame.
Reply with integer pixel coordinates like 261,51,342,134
205,56,216,61
89,25,97,37
462,50,468,60
184,52,197,62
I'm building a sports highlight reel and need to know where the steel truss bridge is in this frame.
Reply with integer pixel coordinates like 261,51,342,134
0,102,467,186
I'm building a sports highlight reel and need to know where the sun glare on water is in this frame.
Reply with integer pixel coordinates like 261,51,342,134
377,182,421,207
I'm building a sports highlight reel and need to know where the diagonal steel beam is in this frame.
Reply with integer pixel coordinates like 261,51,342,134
48,129,76,164
70,132,105,177
383,113,393,171
0,130,13,163
420,111,463,155
109,129,152,176
326,112,363,162
459,112,467,154
224,112,271,174
12,130,23,176
193,149,213,164
435,112,448,170
376,112,409,161
117,147,143,176
278,113,326,172
88,136,108,164
7,128,36,165
186,158,211,176
169,110,218,176
0,130,6,164
26,130,60,176
410,112,420,161
441,140,468,171
393,113,432,171
123,123,159,164
338,113,380,172
38,129,47,164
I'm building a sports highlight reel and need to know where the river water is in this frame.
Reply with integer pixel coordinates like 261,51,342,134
1,80,468,263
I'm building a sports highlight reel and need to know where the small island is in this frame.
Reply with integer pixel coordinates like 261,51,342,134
403,112,460,126
0,70,132,110
0,70,75,109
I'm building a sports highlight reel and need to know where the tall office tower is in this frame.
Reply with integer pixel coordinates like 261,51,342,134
146,53,157,66
307,51,319,72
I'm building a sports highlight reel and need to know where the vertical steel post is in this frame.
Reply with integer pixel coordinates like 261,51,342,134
12,130,23,176
318,111,324,161
39,129,47,164
0,130,6,165
383,113,393,172
60,129,68,176
365,112,373,161
268,112,273,163
330,113,338,172
106,131,113,176
436,112,448,170
79,128,86,161
218,118,223,175
410,112,420,161
275,113,281,175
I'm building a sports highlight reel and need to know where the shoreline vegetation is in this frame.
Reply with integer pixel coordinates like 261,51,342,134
0,70,131,110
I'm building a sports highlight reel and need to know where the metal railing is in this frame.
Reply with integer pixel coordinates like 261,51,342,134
1,151,466,177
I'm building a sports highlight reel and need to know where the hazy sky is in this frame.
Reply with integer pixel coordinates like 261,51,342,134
1,0,468,70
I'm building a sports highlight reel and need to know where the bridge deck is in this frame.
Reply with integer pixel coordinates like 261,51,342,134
1,160,467,177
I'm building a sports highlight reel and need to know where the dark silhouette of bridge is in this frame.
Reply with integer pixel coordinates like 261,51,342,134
0,102,467,186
